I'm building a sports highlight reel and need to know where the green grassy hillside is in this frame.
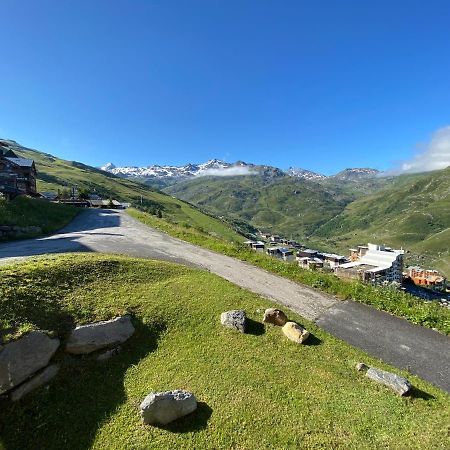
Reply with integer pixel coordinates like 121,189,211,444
6,140,243,243
165,175,355,238
311,168,450,275
1,254,448,449
166,168,450,277
0,196,78,239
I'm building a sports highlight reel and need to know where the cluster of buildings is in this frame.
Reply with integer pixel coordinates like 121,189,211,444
0,143,37,199
41,191,129,209
245,234,354,272
245,233,446,291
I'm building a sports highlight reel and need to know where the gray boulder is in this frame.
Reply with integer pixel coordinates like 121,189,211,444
356,362,412,396
220,310,246,333
11,364,59,401
65,316,134,354
0,331,60,395
140,390,197,425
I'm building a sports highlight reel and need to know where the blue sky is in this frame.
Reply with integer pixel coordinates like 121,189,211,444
1,0,450,174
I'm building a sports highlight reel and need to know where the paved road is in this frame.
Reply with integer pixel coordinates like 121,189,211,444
1,209,449,393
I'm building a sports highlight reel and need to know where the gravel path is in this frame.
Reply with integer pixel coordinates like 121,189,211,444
1,209,449,392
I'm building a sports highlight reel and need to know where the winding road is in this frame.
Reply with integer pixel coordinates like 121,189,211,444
1,209,449,393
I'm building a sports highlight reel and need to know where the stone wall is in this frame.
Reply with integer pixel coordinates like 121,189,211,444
0,225,42,239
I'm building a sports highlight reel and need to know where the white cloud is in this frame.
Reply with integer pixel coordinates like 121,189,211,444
197,166,258,177
395,125,450,174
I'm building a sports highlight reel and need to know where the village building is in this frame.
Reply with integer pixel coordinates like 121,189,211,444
279,248,294,261
88,199,124,208
266,247,282,258
296,249,319,259
297,257,324,270
243,240,265,252
0,146,37,198
407,267,447,291
335,243,404,284
319,253,349,268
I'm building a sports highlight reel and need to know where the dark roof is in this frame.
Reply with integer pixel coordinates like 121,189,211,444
4,157,35,168
0,146,17,158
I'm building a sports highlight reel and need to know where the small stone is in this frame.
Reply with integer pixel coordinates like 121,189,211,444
220,310,246,333
365,366,412,396
140,390,197,425
0,331,60,395
65,316,134,354
263,308,288,326
282,322,310,344
356,362,369,372
10,364,59,401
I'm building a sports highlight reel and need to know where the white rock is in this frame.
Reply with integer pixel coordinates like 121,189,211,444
366,367,412,396
220,310,246,333
140,390,197,425
10,364,59,401
96,346,121,361
65,316,134,354
0,331,60,395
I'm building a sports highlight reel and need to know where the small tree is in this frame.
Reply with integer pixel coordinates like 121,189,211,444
157,209,162,218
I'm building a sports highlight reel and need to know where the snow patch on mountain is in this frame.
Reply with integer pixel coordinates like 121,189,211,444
332,168,380,180
101,159,381,182
286,167,326,180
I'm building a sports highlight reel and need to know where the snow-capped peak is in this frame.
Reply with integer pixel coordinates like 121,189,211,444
101,162,116,171
286,167,326,180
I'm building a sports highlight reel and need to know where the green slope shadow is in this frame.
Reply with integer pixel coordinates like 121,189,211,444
0,319,166,450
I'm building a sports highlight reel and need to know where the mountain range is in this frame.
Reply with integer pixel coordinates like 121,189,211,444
100,159,381,185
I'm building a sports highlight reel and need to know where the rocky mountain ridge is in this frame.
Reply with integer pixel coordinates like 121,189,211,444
101,160,381,182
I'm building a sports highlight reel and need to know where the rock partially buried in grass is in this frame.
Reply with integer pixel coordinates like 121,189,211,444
356,362,412,396
263,308,288,326
282,322,310,344
220,310,246,333
65,316,134,355
10,364,59,402
140,390,197,425
0,331,60,395
96,346,121,362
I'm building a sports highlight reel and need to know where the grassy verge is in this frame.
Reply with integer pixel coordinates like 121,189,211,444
128,208,450,335
0,254,449,449
0,196,78,240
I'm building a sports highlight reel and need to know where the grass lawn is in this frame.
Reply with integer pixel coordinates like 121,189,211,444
128,209,450,335
0,254,448,449
0,196,78,239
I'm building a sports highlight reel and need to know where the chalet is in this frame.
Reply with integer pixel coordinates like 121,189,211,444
0,146,37,198
243,240,265,252
298,257,324,270
319,253,349,268
296,249,318,258
88,199,123,208
266,247,282,258
279,248,294,261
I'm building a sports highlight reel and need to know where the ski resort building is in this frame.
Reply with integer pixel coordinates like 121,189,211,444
0,145,37,199
335,243,405,284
